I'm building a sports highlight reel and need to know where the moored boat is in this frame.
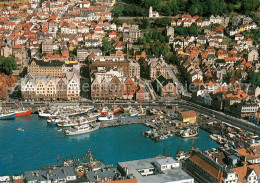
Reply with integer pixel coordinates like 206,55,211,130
38,110,59,118
15,109,32,117
98,110,138,122
100,106,120,114
57,116,96,127
64,123,100,136
0,112,15,120
181,129,199,138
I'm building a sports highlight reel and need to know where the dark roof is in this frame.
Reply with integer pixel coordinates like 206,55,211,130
30,59,64,67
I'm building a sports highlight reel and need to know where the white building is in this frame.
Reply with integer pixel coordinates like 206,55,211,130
118,157,194,183
149,7,159,18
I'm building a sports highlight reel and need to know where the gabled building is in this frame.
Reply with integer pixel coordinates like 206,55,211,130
148,56,169,79
231,164,260,183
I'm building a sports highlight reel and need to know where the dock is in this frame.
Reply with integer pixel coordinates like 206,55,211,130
99,117,156,129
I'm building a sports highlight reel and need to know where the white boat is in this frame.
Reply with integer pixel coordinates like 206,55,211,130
57,117,96,127
181,129,199,138
64,123,100,136
98,113,116,121
17,127,25,132
38,110,59,118
88,113,101,119
100,106,120,114
98,111,138,122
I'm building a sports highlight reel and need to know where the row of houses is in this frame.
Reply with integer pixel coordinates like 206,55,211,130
21,72,80,101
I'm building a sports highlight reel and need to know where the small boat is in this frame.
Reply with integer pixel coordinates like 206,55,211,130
38,110,58,118
98,113,117,121
100,106,120,114
17,127,24,132
64,123,100,136
181,129,199,138
57,116,96,127
88,113,101,119
57,129,62,132
98,111,138,122
0,112,15,120
15,109,32,117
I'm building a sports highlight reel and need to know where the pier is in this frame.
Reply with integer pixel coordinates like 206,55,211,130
99,117,156,129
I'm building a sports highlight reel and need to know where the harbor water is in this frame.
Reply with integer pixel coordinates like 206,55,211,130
0,115,218,176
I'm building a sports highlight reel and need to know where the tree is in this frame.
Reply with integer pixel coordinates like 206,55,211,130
161,4,171,16
140,19,149,29
170,0,179,16
248,72,260,86
188,24,199,36
0,57,17,75
154,17,171,27
102,38,113,55
138,57,150,79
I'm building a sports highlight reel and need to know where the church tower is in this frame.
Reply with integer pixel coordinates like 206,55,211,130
149,6,153,17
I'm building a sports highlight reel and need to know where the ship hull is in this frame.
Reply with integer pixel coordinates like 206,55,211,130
15,109,32,117
98,113,138,122
65,127,99,136
0,113,15,120
100,108,120,114
181,133,199,138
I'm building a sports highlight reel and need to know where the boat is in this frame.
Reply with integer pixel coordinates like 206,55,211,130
57,129,62,132
98,113,116,121
100,106,120,114
0,112,15,120
57,116,96,127
88,113,101,119
181,129,199,138
17,127,25,132
98,110,138,122
64,123,100,136
15,109,32,117
38,110,59,118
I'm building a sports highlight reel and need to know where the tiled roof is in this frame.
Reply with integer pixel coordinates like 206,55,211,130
189,154,222,180
180,110,197,118
231,164,260,183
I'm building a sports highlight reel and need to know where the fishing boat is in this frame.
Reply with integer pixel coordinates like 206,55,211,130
98,109,138,122
0,112,15,120
15,109,32,117
57,116,96,127
68,108,91,117
100,106,120,114
64,123,100,136
180,128,199,138
47,117,60,125
98,113,116,121
38,110,59,118
88,113,101,119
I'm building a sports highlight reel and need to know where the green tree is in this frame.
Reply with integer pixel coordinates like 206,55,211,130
188,24,199,36
102,38,113,55
154,17,171,27
0,57,17,75
161,4,171,16
248,72,260,86
138,57,150,79
170,0,179,15
140,19,149,29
